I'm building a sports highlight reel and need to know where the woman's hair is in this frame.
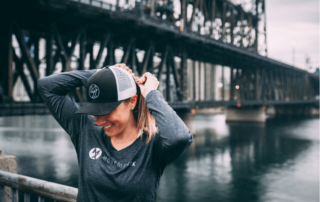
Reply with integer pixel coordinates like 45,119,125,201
124,82,158,143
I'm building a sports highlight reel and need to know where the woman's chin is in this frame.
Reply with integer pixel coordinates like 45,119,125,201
104,130,112,136
104,128,117,137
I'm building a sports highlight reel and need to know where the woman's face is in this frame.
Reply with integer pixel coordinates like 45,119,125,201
93,95,137,137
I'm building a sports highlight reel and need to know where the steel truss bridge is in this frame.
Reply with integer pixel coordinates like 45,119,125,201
0,0,318,116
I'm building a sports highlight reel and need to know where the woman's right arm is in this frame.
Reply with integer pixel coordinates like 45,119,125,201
37,70,97,139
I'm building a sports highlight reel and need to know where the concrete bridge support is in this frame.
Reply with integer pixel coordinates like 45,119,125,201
273,104,319,117
225,107,266,122
0,150,17,202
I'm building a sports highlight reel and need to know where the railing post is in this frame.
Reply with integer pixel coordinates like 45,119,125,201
116,0,119,10
38,196,44,202
0,185,4,202
180,0,186,32
193,60,196,101
140,0,144,16
230,66,234,101
0,150,17,202
150,0,155,17
180,47,188,101
166,47,171,101
11,188,16,202
222,66,225,101
24,192,30,202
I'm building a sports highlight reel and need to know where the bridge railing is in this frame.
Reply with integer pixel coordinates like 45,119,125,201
67,0,260,51
71,0,180,27
73,0,117,11
0,170,77,202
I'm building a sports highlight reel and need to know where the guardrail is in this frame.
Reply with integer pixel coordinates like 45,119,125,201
0,170,77,202
71,0,179,25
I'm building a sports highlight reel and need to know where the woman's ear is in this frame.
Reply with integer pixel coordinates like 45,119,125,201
130,94,138,109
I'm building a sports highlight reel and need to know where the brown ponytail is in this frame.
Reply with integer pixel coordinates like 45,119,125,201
130,83,157,143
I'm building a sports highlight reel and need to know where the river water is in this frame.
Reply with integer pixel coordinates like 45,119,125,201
0,114,318,202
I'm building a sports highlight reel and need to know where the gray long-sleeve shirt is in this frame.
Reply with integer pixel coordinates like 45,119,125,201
37,69,193,202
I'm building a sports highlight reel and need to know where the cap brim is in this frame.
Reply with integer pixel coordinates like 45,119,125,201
74,101,122,116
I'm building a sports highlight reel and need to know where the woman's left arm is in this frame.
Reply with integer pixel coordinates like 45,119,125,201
145,90,193,165
136,72,193,166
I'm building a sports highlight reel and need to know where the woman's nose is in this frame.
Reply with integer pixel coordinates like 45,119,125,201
96,116,107,126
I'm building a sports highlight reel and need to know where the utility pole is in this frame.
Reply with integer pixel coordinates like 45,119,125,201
292,47,295,66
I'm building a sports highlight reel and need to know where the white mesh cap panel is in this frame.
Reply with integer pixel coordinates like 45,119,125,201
109,66,137,101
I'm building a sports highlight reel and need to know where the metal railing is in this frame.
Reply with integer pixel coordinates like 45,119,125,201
0,170,77,202
70,0,179,25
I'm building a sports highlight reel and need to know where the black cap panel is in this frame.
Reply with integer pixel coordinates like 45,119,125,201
86,68,118,103
75,66,137,116
75,100,122,116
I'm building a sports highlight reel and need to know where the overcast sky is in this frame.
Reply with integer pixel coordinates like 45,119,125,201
266,0,319,72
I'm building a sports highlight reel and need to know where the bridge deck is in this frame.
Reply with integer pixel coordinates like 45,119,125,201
10,0,307,72
0,0,318,115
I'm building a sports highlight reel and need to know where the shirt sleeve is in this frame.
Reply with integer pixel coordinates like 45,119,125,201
145,90,193,166
37,70,97,142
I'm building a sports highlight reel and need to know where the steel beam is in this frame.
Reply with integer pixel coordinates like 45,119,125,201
105,40,115,66
180,46,189,100
230,67,234,101
166,48,171,101
141,43,153,75
12,48,34,102
211,63,215,100
94,34,110,69
169,48,181,100
210,0,216,36
198,61,201,101
193,60,196,101
157,47,168,82
78,32,86,70
12,22,38,83
221,66,224,100
46,28,54,76
180,0,187,32
188,0,200,29
0,19,13,99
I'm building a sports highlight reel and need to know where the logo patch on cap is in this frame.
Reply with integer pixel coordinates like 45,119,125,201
89,84,100,99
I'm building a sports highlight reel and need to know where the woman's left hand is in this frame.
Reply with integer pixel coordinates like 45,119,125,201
136,72,159,98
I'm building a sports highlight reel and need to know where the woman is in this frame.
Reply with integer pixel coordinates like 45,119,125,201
37,63,193,202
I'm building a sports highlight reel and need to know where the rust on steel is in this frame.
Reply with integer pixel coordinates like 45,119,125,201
0,170,78,202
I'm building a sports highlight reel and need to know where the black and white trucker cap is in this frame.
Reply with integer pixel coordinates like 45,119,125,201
75,66,137,116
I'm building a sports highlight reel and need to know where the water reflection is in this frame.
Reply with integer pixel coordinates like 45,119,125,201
0,116,79,186
0,115,318,202
158,115,319,202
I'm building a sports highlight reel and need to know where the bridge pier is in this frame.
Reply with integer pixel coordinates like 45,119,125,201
225,107,266,122
0,150,17,202
273,104,319,117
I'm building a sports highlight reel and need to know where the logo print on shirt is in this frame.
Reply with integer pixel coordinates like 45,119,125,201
101,156,136,168
89,148,102,160
89,84,100,99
